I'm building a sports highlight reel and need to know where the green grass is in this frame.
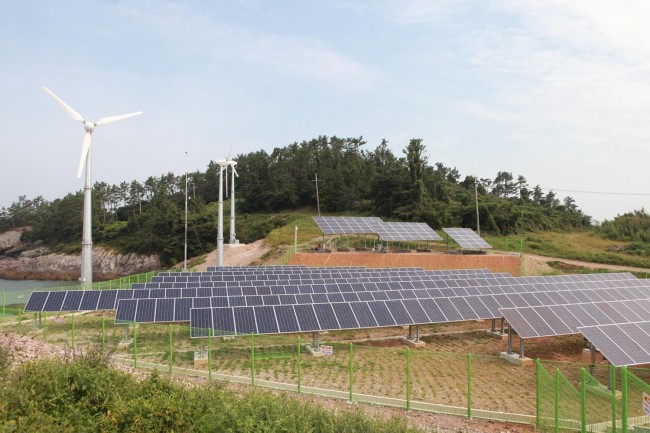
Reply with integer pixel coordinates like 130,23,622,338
484,230,650,270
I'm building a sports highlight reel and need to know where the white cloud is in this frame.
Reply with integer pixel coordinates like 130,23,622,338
113,0,378,87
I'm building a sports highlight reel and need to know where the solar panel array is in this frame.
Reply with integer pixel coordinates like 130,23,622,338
578,322,650,366
23,265,650,365
375,222,443,242
442,228,492,249
500,299,650,339
312,216,383,235
312,216,442,241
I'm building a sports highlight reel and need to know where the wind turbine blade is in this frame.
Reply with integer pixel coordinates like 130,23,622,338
77,132,91,178
232,166,239,177
42,87,84,122
96,111,142,126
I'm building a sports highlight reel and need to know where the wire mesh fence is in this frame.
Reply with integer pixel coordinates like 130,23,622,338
3,312,649,432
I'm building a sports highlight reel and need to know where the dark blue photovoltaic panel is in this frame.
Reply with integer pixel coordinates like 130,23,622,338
197,287,211,297
211,297,228,308
133,290,149,299
401,299,430,324
193,297,211,309
331,303,358,329
190,308,212,338
312,294,329,304
97,290,118,310
384,300,412,325
263,295,280,305
80,291,101,310
116,299,137,322
24,292,49,312
350,302,378,328
44,291,66,311
116,290,134,301
313,304,340,330
229,296,246,307
61,291,83,311
175,298,193,321
449,298,479,320
434,298,463,322
418,298,447,322
234,307,257,334
255,306,279,334
247,296,263,306
136,299,156,322
357,292,374,302
373,291,389,301
368,301,395,326
155,298,175,322
275,305,300,333
464,297,492,319
213,307,236,334
294,304,320,331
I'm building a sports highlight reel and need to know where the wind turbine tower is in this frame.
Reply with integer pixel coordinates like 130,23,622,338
216,159,228,266
43,87,142,288
228,159,238,244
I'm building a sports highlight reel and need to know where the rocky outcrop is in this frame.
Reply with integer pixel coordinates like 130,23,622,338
0,228,161,281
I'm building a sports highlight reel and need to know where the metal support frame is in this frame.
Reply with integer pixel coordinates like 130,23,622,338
519,337,525,359
507,322,513,354
414,324,420,342
312,331,320,349
490,318,496,333
500,317,505,334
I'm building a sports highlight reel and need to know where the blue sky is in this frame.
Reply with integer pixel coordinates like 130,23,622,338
1,0,649,222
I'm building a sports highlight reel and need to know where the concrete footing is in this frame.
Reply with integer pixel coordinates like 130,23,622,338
500,351,533,366
402,337,426,347
306,345,325,357
485,330,508,340
194,350,208,367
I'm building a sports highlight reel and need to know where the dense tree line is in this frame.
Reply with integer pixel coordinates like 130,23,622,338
0,136,591,265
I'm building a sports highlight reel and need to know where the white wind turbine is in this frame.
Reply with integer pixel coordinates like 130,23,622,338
43,87,142,288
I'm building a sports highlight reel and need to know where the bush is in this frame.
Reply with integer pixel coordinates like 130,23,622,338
1,348,421,433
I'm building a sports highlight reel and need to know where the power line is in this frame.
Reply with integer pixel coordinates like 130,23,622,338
539,188,650,197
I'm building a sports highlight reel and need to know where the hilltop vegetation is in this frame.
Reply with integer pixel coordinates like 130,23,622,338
0,136,601,266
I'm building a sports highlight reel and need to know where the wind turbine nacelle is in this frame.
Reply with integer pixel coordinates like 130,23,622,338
83,121,96,132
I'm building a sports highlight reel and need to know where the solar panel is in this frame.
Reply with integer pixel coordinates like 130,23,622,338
313,216,382,234
579,322,650,366
375,222,443,242
442,227,492,249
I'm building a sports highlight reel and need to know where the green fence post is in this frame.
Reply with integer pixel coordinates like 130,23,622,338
208,328,212,380
297,336,301,394
580,368,587,433
520,239,524,277
406,348,411,411
72,313,76,351
101,316,106,349
251,333,255,386
611,365,617,433
536,359,541,428
133,321,138,368
467,353,472,419
349,343,353,402
169,324,173,373
621,366,627,433
555,367,560,433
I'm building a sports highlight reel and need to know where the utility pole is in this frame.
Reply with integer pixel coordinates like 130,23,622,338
312,173,321,216
184,152,188,271
475,175,481,236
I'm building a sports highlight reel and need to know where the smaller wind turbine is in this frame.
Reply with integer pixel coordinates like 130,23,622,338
43,87,142,288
